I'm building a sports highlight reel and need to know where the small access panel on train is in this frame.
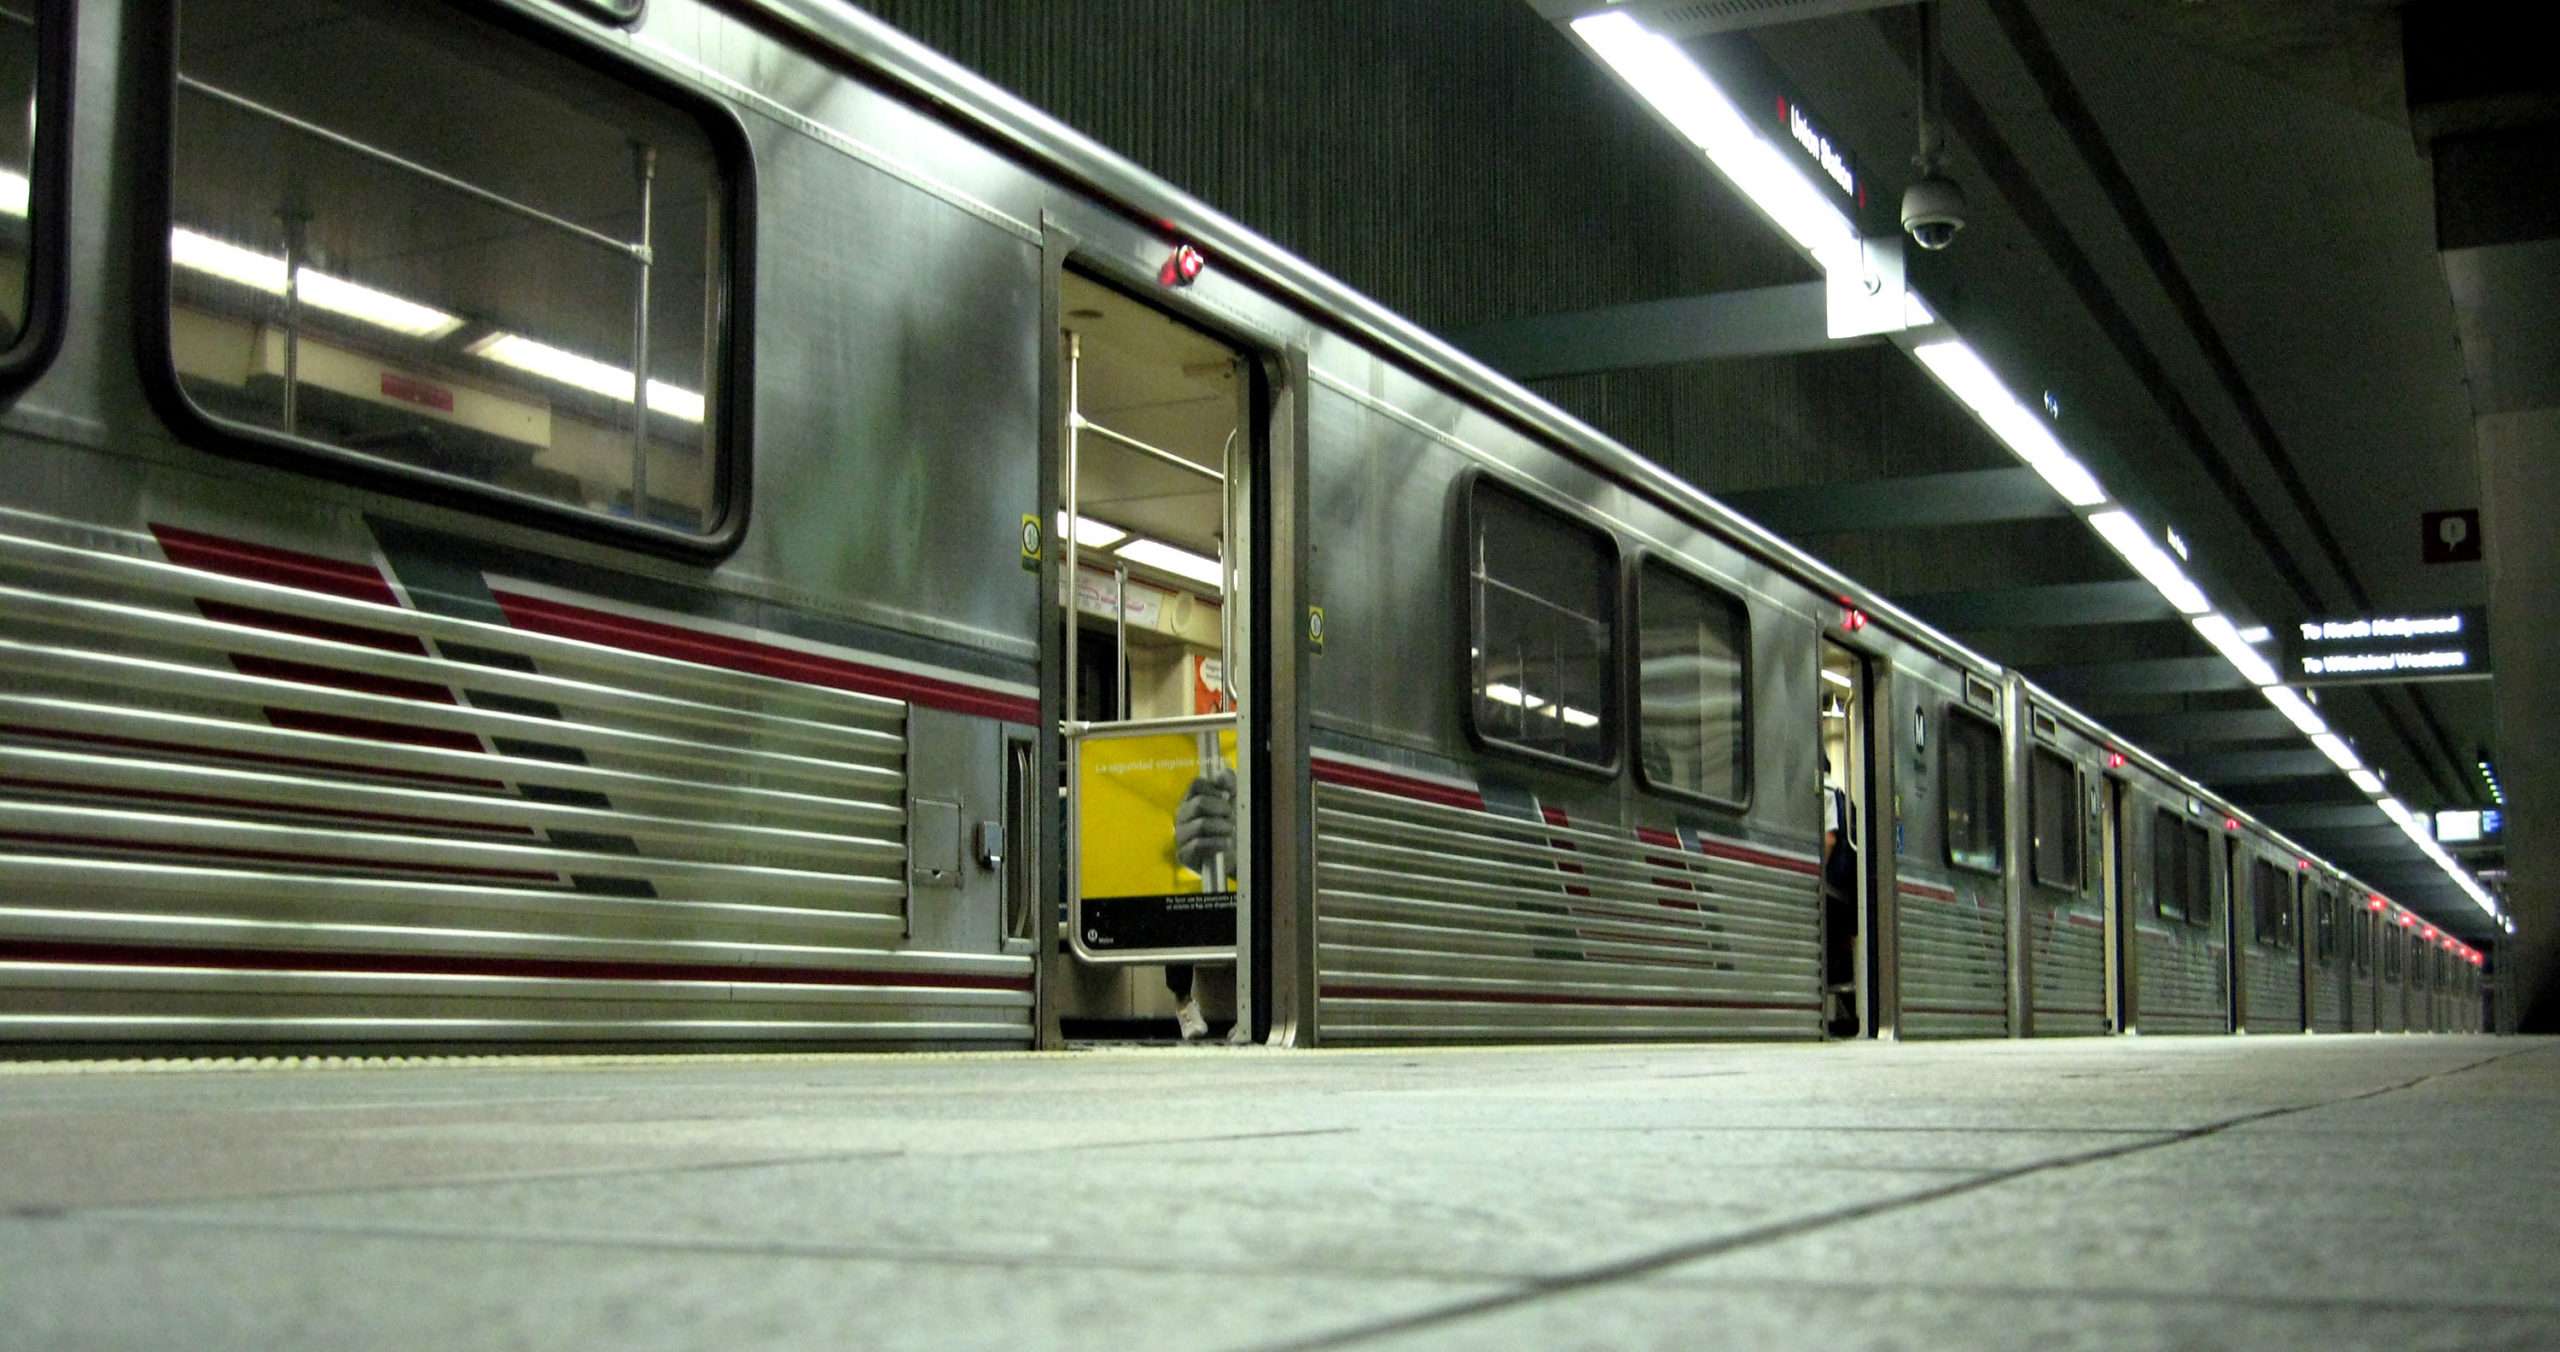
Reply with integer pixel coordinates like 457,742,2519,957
1053,272,1255,1040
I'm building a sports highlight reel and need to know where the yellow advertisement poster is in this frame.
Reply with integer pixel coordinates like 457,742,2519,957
1076,730,1238,899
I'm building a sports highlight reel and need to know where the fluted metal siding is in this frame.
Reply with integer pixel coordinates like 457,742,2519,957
2309,955,2344,1032
0,525,1031,1049
1312,783,1822,1043
2242,943,2301,1034
2136,928,2227,1035
2028,902,2107,1035
1896,881,2009,1039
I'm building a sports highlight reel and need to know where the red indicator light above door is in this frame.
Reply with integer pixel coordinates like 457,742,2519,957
1159,243,1206,288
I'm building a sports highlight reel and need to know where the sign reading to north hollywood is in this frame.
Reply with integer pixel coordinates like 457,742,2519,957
2281,608,2490,685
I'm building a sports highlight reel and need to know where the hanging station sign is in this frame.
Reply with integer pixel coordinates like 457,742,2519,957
2280,608,2490,685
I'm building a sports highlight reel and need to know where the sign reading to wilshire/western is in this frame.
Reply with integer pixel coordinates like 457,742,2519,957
2281,608,2490,685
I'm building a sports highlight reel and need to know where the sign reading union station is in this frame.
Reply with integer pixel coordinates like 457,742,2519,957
2281,608,2490,685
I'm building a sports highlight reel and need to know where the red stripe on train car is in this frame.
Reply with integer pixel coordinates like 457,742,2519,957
1897,880,1960,902
489,591,1039,725
1692,837,1821,877
0,831,556,882
0,939,1034,993
0,726,505,790
1325,983,1817,1013
1309,757,1487,811
195,600,431,656
0,776,538,837
262,708,486,755
150,524,401,607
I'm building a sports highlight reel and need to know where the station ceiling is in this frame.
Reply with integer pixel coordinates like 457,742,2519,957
1510,0,2505,936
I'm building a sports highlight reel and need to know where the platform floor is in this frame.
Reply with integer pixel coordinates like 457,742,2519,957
3,1035,2552,1351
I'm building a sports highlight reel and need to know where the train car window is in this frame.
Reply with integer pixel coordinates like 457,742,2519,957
2149,809,2210,924
1633,559,1747,806
2249,858,2293,948
0,6,34,346
0,0,68,387
1465,479,1617,771
1942,707,2002,874
162,0,742,545
2383,924,2403,982
2028,745,2080,890
2313,888,2337,964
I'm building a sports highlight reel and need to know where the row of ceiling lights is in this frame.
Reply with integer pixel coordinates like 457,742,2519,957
1566,11,2503,930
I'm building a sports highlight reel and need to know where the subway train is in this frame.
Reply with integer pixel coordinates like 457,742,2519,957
0,0,2482,1053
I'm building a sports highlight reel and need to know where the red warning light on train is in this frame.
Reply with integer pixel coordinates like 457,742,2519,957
1160,243,1205,288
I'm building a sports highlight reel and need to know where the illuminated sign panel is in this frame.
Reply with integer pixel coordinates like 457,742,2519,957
2437,809,2503,843
1774,96,1861,206
2281,608,2489,685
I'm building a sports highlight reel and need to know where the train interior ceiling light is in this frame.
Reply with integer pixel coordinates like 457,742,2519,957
1563,5,2497,926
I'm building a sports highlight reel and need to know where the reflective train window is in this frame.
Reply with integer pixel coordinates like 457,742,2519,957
2028,745,2080,890
1942,707,2002,873
2313,888,2336,963
0,3,39,347
1634,560,1746,805
167,0,737,536
1465,479,1617,770
2150,809,2209,924
2250,858,2293,948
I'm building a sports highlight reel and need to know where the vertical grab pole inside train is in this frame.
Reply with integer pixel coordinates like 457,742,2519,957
1113,563,1129,722
278,208,307,436
1065,332,1082,725
628,142,657,521
1219,427,1239,707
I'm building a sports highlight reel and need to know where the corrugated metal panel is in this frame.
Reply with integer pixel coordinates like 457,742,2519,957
2136,928,2226,1034
1313,782,1822,1043
2242,944,2301,1033
2028,902,2107,1035
1896,881,2007,1038
0,525,1031,1049
2309,957,2344,1032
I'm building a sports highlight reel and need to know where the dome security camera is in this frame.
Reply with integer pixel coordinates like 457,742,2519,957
1902,174,1967,251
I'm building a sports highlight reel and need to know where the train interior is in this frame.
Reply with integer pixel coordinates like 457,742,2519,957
164,0,726,529
1820,641,1874,1038
1053,271,1248,1042
1,7,29,341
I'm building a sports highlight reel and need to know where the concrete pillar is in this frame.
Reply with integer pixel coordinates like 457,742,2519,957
2480,409,2560,1030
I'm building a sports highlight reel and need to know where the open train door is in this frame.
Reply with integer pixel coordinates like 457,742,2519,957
1037,267,1272,1045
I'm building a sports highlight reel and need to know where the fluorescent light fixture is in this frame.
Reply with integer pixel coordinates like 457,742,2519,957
171,228,463,341
1560,706,1601,729
1114,536,1223,589
2194,613,2281,686
2310,732,2363,773
2260,684,2326,736
2236,625,2272,644
2378,798,2415,829
172,228,286,293
1054,512,1127,549
1911,341,2108,508
2348,768,2384,794
2087,510,2210,614
469,332,705,423
292,269,467,340
1820,668,1852,688
1484,682,1546,710
1570,12,1858,270
0,168,28,218
1904,292,1936,327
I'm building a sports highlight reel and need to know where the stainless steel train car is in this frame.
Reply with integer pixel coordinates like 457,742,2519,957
0,0,2484,1054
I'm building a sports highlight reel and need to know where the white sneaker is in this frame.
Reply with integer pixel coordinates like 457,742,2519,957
1174,998,1208,1041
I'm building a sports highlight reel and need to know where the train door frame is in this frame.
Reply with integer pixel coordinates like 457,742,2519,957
2103,775,2133,1034
1818,640,1890,1039
1032,234,1306,1047
2225,835,2246,1033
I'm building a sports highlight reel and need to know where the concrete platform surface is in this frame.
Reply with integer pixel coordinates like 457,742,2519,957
3,1036,2552,1351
